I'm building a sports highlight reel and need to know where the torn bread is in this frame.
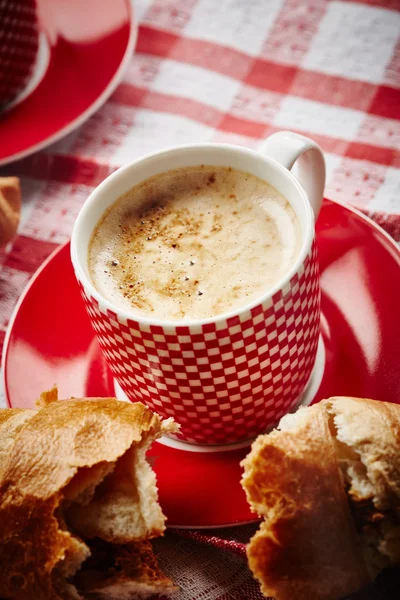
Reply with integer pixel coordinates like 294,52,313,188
325,397,400,578
0,389,177,600
241,397,400,600
0,177,21,247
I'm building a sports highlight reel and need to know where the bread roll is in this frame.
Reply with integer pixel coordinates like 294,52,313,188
0,389,177,599
241,397,400,600
0,177,21,246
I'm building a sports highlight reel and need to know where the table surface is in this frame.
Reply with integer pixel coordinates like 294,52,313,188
0,1,399,598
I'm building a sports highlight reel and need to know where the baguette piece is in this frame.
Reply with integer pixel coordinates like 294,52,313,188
326,397,400,577
0,390,177,600
0,177,21,246
241,397,400,600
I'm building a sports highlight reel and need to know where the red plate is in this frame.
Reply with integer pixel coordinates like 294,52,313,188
3,199,400,528
0,0,136,166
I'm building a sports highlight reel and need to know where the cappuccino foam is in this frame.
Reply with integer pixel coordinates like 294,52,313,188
89,166,302,321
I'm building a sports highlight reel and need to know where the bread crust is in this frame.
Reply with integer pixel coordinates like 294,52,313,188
241,403,370,600
325,397,400,576
0,408,36,479
0,177,21,247
325,397,400,509
0,397,174,600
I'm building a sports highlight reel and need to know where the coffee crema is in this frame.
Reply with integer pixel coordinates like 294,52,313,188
89,166,302,321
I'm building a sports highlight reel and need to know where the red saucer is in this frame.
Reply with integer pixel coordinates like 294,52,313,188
3,199,400,528
0,0,136,166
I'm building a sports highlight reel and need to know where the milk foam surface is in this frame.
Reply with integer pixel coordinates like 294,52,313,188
89,166,302,321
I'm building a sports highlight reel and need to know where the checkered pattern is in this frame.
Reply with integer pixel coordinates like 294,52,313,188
0,0,399,596
0,0,39,109
78,242,320,445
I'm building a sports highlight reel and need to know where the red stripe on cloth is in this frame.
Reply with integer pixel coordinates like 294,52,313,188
291,72,378,111
369,87,400,120
137,27,399,116
218,114,268,138
221,119,398,166
345,143,398,166
3,236,59,274
246,59,298,94
2,155,115,187
137,26,252,80
111,84,399,167
112,84,223,128
47,156,113,185
168,37,252,80
111,84,147,107
136,25,177,58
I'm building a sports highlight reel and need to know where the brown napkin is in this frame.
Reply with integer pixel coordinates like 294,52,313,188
0,177,21,247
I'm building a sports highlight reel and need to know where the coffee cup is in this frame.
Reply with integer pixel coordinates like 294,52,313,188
71,131,325,445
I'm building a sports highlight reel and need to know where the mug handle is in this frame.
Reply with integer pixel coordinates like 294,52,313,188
260,131,326,219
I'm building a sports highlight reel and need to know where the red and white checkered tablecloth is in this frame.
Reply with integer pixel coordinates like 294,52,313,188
0,0,399,598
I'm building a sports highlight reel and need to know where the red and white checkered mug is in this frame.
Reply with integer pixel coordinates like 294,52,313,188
0,0,40,110
71,132,325,445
